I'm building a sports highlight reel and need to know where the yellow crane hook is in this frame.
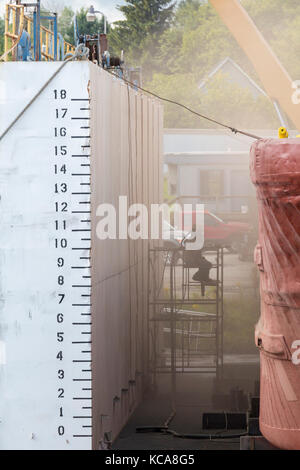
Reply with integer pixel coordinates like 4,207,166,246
278,127,289,138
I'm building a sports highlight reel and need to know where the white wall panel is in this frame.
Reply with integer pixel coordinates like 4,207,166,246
0,61,163,450
89,65,162,449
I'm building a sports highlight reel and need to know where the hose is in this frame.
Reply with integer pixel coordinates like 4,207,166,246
64,44,89,61
106,69,262,141
136,426,247,440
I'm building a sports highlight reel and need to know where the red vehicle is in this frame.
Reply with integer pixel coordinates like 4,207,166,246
182,210,251,252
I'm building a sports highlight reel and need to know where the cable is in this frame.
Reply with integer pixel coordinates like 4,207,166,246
106,70,262,141
0,44,90,142
136,426,247,440
166,429,247,440
127,85,134,382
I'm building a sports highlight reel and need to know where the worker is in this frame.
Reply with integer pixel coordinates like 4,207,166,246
17,31,31,61
182,227,218,296
192,254,218,296
192,254,212,283
183,242,217,296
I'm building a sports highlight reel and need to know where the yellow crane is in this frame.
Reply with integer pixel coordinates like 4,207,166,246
210,0,300,133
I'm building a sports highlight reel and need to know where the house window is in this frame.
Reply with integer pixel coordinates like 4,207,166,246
200,170,224,196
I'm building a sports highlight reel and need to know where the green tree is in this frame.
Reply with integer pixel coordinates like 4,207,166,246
145,0,300,129
109,0,175,72
58,7,109,46
150,70,278,129
76,7,109,38
243,0,300,79
58,6,74,44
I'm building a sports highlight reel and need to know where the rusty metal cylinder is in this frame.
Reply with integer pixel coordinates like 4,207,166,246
250,138,300,450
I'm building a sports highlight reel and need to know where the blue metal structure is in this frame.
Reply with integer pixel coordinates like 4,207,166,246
4,1,74,62
40,14,58,60
33,10,58,61
17,30,31,61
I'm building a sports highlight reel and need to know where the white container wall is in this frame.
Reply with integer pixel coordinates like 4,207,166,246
0,61,163,450
90,66,163,449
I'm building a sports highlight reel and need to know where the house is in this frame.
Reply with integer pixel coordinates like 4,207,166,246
198,57,287,126
164,128,284,217
198,57,267,99
163,59,289,217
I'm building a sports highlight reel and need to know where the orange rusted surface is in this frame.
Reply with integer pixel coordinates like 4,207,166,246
251,138,300,450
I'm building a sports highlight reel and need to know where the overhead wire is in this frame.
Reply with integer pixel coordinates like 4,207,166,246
0,53,254,444
106,70,263,141
136,425,247,440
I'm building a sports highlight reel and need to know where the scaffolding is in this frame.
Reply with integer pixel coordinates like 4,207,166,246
3,2,75,62
148,245,224,395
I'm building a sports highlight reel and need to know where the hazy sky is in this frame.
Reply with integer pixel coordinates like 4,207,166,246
0,1,125,22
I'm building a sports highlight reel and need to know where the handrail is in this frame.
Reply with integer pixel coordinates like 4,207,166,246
1,4,24,62
4,3,75,62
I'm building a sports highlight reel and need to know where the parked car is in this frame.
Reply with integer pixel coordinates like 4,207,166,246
182,210,252,252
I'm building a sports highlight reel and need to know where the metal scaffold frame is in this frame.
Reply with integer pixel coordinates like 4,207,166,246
3,1,75,62
148,245,224,392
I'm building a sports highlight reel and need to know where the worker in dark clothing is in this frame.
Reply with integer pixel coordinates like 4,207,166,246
183,247,218,296
192,253,218,296
182,228,218,296
192,254,213,282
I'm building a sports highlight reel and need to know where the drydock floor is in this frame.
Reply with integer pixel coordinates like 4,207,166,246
113,356,259,450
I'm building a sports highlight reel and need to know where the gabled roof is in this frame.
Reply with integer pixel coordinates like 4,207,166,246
198,57,267,97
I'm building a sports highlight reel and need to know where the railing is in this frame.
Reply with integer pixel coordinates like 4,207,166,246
3,4,24,61
4,3,75,62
